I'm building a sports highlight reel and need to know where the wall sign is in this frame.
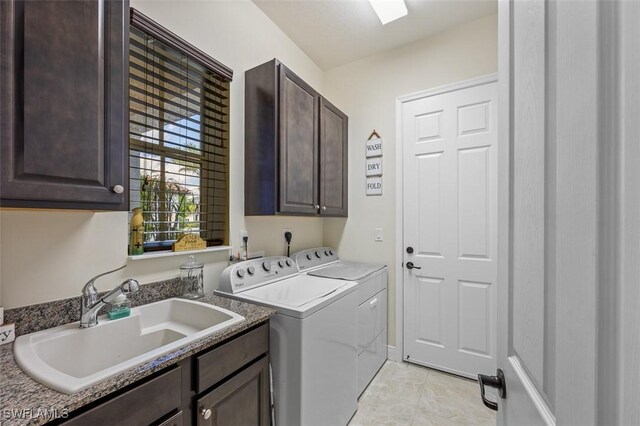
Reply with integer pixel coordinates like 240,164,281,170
366,137,382,158
366,157,383,176
366,177,382,196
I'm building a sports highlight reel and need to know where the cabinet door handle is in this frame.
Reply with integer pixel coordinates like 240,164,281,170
200,407,212,420
322,206,327,210
314,204,320,209
112,185,124,194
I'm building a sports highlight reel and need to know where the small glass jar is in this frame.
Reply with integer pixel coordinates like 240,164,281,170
180,255,204,299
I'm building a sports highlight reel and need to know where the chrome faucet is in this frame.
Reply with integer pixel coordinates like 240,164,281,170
80,265,140,328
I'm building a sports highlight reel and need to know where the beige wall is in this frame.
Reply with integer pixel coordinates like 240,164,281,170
0,0,324,309
0,9,498,324
323,14,498,347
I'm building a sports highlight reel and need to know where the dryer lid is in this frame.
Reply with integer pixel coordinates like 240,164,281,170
308,261,386,281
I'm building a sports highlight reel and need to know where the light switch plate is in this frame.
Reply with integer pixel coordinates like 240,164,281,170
374,228,384,242
0,323,15,346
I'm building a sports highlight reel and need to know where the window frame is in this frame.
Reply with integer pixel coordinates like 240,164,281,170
129,8,233,252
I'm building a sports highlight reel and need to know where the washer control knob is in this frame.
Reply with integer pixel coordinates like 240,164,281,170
278,260,285,268
306,254,312,261
315,251,321,258
236,269,245,278
286,259,292,267
262,261,272,271
325,250,329,256
247,266,255,275
329,250,334,256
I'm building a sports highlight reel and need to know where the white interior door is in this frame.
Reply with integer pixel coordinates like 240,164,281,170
492,0,613,423
402,77,498,378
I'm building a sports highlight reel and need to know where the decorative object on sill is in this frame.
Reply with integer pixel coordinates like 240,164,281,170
180,255,205,300
366,130,382,158
173,233,207,252
0,322,15,346
129,207,145,256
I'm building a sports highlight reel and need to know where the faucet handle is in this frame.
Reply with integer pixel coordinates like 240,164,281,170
85,265,127,287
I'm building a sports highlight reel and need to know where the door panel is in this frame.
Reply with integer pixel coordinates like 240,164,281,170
278,66,318,215
319,97,348,216
458,146,491,259
416,153,443,256
403,79,498,378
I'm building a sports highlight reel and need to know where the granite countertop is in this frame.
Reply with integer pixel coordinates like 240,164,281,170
0,295,275,426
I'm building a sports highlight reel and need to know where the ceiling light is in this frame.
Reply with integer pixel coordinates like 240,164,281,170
368,0,408,25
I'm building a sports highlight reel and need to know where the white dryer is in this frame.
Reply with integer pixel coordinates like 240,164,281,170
291,248,388,396
216,256,358,426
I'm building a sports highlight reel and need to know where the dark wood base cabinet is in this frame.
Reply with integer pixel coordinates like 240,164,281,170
57,323,270,426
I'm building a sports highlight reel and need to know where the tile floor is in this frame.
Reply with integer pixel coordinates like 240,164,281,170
348,361,496,426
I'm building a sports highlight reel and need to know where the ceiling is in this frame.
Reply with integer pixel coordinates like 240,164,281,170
252,0,497,70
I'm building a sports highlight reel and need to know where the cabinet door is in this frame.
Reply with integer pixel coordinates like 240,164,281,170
0,0,128,210
278,65,319,215
319,97,348,216
196,356,270,426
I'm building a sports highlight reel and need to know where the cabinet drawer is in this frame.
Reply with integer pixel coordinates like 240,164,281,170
157,411,182,426
62,367,182,426
357,290,387,354
197,323,269,392
357,269,387,304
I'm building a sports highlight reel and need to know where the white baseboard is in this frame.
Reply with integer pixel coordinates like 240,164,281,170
387,345,402,362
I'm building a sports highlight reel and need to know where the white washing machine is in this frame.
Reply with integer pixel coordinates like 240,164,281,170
216,256,358,426
291,248,388,396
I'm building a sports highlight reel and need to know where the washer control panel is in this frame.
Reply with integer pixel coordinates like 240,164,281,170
219,256,298,294
291,247,339,270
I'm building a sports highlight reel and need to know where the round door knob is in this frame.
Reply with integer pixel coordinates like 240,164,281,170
263,261,272,271
247,266,255,275
314,204,320,209
322,206,327,210
236,269,245,278
201,408,212,420
112,185,124,194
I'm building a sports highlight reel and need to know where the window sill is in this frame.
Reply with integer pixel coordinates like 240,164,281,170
127,246,231,261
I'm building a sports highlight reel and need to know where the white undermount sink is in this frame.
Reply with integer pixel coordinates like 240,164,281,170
14,298,244,394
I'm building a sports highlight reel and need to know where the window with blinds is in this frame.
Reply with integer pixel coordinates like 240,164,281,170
129,9,233,251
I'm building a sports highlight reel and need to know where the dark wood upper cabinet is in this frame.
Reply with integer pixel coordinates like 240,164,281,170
0,0,129,210
245,59,348,217
319,97,348,217
278,66,319,215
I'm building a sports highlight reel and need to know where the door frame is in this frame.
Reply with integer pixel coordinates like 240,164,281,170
393,73,498,363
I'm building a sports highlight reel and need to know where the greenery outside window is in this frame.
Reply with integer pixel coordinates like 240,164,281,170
129,9,233,252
